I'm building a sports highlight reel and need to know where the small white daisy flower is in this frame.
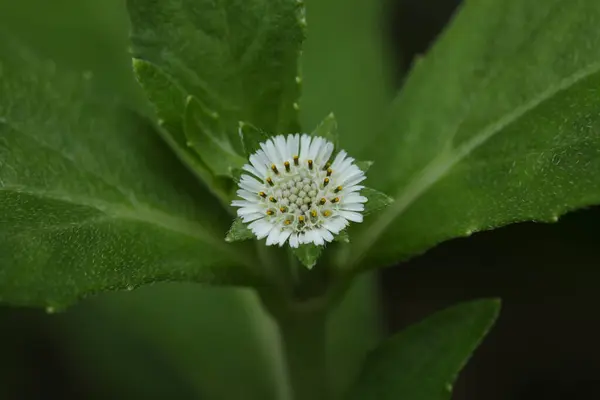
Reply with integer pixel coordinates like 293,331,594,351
231,134,367,248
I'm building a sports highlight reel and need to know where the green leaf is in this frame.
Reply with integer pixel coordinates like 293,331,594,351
335,230,350,243
311,112,338,148
293,244,323,269
127,0,304,141
225,218,254,243
348,299,500,400
184,95,246,177
132,58,235,206
239,121,271,156
362,187,394,215
348,0,600,270
0,21,259,308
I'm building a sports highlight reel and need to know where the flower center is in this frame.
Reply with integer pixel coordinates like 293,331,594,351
259,159,342,233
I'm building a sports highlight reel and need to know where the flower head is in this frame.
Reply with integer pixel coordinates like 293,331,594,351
232,134,367,248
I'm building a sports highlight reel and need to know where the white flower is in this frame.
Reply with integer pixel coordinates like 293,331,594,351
231,134,367,248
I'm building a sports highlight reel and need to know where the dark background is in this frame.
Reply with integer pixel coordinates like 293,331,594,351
1,0,599,399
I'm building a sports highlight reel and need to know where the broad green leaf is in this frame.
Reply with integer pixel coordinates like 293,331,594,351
293,244,323,269
132,58,234,206
348,299,500,400
225,218,254,243
347,0,600,270
362,188,394,216
311,113,339,148
184,95,246,177
0,20,259,308
239,121,271,156
127,0,304,144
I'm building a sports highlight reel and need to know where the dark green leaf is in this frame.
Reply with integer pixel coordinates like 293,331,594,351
362,188,394,215
184,95,246,177
0,17,259,308
348,299,500,400
127,0,303,142
239,121,271,156
225,218,254,243
293,244,323,269
311,113,338,148
347,0,600,271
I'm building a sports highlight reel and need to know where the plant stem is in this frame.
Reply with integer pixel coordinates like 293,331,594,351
277,307,328,400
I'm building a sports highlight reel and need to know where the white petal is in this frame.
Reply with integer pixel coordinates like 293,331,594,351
249,155,267,176
266,228,281,246
322,217,348,234
251,220,275,239
343,185,365,194
316,142,334,166
237,207,263,216
312,230,324,246
298,232,307,244
275,135,289,161
330,150,347,169
299,134,312,161
289,233,299,248
287,134,300,158
308,137,324,161
319,228,334,242
239,175,262,192
231,200,256,207
342,173,366,187
242,163,261,178
278,230,292,246
242,213,264,223
343,194,368,203
236,189,258,201
265,139,281,164
337,164,360,181
339,210,363,223
340,203,364,212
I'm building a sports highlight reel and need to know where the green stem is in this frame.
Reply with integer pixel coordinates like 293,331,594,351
277,308,328,400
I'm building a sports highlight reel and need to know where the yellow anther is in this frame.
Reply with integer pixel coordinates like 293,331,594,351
280,206,288,213
322,162,331,171
266,177,274,186
258,191,267,198
271,164,279,174
308,159,313,170
323,177,330,187
319,198,326,205
322,210,332,217
326,168,333,177
269,196,277,203
266,209,275,215
331,197,340,204
284,161,291,172
334,186,343,193
293,155,299,166
310,210,317,218
298,215,305,222
284,219,292,225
